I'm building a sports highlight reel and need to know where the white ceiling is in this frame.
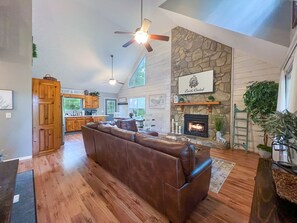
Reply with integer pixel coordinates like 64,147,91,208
32,0,290,94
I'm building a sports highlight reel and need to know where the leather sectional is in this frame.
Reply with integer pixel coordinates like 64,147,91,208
82,123,212,223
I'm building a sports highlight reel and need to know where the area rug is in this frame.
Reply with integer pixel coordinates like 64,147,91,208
11,170,37,223
209,158,235,193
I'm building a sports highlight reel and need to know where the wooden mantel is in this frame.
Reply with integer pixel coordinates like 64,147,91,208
173,101,220,112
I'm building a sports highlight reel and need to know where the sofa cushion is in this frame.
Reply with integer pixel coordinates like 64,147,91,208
86,122,99,129
97,124,113,133
110,127,136,142
138,130,159,137
117,119,138,132
135,133,196,176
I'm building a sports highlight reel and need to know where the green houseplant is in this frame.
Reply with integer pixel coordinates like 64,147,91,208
33,43,37,58
263,110,297,142
262,110,297,164
214,115,225,142
208,95,215,102
243,81,279,156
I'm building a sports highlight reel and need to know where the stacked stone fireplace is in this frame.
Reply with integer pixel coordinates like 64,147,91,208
170,27,232,145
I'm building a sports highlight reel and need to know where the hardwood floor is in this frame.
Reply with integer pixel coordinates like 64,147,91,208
20,133,259,223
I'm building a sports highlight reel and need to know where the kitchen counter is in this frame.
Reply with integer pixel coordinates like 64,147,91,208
64,115,108,118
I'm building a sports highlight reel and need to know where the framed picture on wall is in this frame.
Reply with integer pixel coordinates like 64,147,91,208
149,94,166,109
293,1,297,28
118,97,127,103
0,90,13,109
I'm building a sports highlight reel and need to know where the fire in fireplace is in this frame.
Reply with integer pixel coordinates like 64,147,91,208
184,114,208,137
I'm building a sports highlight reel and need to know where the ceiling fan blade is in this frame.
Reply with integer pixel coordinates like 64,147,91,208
123,39,135,48
149,34,170,41
141,18,151,33
144,42,153,52
115,31,135,35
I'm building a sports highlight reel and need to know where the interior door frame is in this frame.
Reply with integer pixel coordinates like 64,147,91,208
104,98,117,120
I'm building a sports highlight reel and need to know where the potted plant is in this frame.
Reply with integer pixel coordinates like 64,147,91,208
214,115,224,142
208,95,215,102
243,81,279,157
262,110,297,165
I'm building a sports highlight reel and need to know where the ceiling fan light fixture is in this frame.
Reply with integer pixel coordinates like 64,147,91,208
135,30,148,44
109,78,117,85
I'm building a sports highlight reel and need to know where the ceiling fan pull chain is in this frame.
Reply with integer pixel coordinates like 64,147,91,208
111,54,114,79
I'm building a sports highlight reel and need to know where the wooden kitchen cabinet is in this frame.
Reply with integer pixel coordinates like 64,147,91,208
92,116,106,122
65,116,102,132
85,117,93,124
66,118,76,132
32,78,61,156
92,96,99,108
83,96,99,108
75,118,86,131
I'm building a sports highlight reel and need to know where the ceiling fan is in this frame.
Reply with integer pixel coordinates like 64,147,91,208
114,0,170,52
108,54,124,85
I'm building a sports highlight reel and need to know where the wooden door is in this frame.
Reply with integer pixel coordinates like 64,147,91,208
32,78,61,156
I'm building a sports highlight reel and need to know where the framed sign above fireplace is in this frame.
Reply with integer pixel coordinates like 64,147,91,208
178,70,214,95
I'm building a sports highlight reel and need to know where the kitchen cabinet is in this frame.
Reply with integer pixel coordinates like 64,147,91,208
83,96,99,108
75,118,86,131
32,78,61,156
85,117,93,124
92,116,106,122
66,118,76,132
65,116,106,132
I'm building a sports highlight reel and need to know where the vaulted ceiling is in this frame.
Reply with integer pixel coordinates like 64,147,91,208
32,0,290,93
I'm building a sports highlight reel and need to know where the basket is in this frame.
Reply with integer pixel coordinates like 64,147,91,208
272,168,297,204
43,74,57,81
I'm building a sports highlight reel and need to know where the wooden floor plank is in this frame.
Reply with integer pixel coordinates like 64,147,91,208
20,133,259,222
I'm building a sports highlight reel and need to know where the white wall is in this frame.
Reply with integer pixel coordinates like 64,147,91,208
0,0,32,159
118,36,171,133
232,49,281,152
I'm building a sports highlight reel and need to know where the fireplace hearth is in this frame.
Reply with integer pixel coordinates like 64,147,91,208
184,114,208,137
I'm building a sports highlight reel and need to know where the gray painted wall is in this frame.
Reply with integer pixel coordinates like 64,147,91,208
0,0,32,159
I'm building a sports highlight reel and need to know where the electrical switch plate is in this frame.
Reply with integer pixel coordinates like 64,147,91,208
13,194,20,203
6,113,11,118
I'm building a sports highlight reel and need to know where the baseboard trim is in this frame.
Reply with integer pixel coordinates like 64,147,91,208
4,155,32,162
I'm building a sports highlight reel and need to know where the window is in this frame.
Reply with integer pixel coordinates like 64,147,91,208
285,72,292,109
128,97,145,118
128,57,146,88
63,98,82,111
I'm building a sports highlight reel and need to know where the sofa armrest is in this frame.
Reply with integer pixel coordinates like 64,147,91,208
186,157,212,183
138,130,159,137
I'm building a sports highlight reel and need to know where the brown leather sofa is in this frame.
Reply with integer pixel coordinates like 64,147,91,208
116,118,159,136
82,123,212,223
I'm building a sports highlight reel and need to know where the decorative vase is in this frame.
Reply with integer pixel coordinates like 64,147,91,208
216,131,222,141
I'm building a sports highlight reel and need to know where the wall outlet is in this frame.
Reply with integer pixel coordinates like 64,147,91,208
13,194,20,203
5,113,11,118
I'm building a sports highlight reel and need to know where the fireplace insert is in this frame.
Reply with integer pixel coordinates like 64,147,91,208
184,114,208,137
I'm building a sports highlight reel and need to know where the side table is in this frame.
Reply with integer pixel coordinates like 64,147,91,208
249,158,297,222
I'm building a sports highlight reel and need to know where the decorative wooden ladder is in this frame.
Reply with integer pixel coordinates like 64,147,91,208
232,104,249,152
